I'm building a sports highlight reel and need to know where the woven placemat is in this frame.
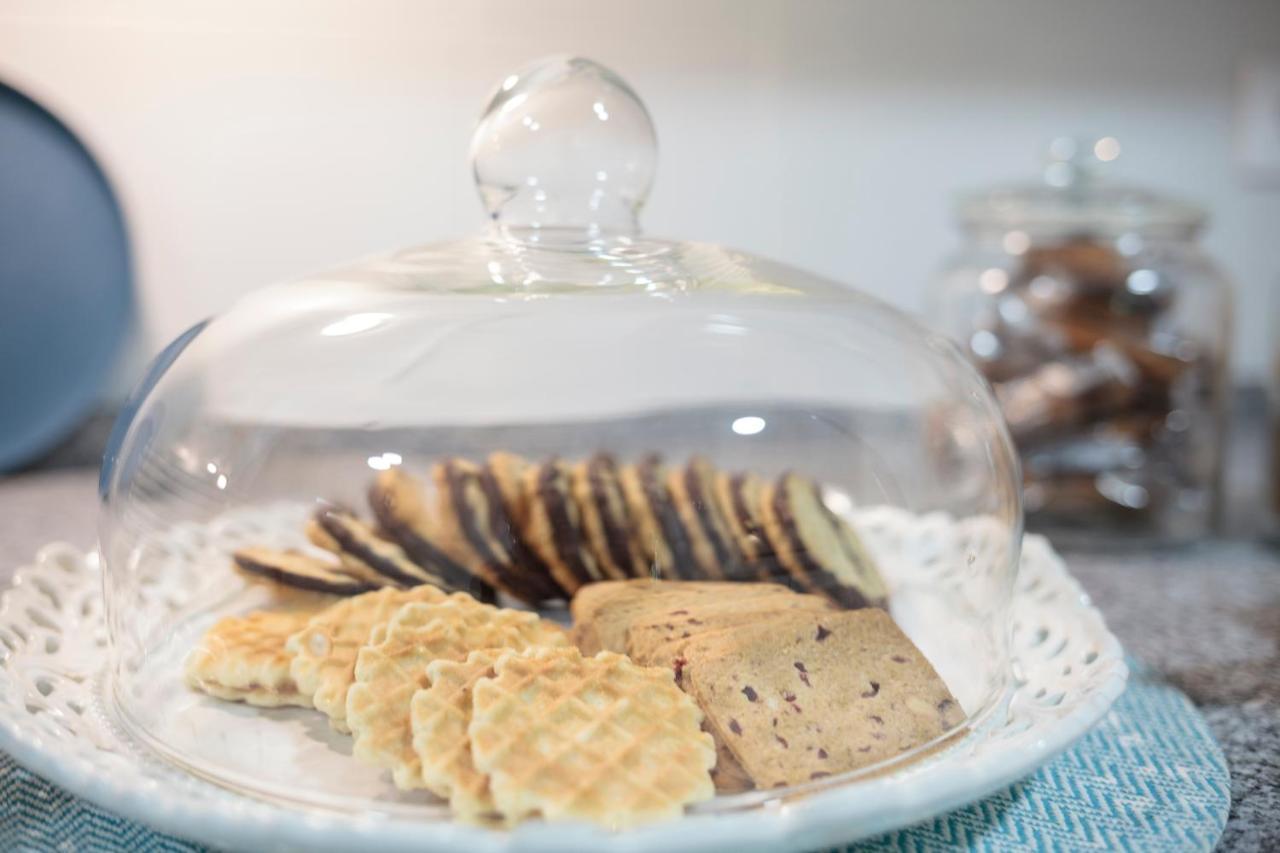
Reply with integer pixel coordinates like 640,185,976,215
0,662,1228,853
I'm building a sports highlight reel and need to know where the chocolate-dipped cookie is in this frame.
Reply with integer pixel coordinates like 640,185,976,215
233,547,378,596
571,453,647,581
430,458,559,605
714,470,792,586
305,517,407,589
619,455,699,580
666,457,744,580
315,506,453,591
367,468,493,599
484,452,567,599
760,472,887,609
519,458,602,594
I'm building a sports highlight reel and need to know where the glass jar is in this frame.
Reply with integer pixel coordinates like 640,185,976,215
931,138,1232,545
100,57,1022,820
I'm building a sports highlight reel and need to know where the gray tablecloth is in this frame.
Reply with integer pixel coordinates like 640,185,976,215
1,465,1277,850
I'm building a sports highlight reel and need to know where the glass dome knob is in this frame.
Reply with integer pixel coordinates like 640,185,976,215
470,56,657,238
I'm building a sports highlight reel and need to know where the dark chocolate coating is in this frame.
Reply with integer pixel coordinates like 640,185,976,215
589,453,640,578
772,475,872,610
366,480,487,595
446,460,552,603
637,455,698,579
233,551,373,596
537,459,596,587
684,463,742,574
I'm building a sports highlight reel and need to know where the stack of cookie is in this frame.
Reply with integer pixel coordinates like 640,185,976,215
234,452,888,611
185,585,716,826
572,579,964,792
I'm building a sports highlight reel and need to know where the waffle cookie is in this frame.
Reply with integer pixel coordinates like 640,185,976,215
680,608,963,788
760,473,888,609
184,603,329,707
346,597,568,790
285,584,448,732
410,648,506,822
468,647,716,827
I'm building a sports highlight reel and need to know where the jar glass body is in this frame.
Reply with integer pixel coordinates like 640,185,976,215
932,221,1231,544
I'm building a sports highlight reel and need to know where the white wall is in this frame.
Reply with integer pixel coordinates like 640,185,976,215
2,0,1278,389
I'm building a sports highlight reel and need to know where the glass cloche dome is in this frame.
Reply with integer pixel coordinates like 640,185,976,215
98,56,1022,823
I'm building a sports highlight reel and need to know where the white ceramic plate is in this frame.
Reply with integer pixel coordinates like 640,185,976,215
0,508,1125,852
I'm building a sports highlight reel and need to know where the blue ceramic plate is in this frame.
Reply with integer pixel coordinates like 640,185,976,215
0,81,133,471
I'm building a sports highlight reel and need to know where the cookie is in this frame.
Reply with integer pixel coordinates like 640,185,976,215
760,473,887,609
618,456,698,580
346,598,568,790
233,547,378,596
368,468,493,599
666,458,744,580
580,579,798,655
623,591,834,668
430,459,558,604
519,458,601,594
681,608,963,788
184,606,326,707
714,471,791,586
570,454,648,581
484,451,567,599
568,578,669,654
284,584,449,732
315,507,455,590
468,647,716,827
410,648,506,822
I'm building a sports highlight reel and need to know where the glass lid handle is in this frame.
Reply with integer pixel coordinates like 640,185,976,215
471,56,657,239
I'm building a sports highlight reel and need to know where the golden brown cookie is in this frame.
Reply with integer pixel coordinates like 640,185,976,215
618,455,698,580
285,584,448,732
367,468,494,599
233,547,379,596
519,458,602,594
759,473,888,609
484,451,568,600
468,647,716,827
623,591,834,667
429,459,559,604
714,471,792,586
665,457,743,580
410,648,507,821
570,454,648,581
346,598,568,790
681,608,962,788
184,604,328,707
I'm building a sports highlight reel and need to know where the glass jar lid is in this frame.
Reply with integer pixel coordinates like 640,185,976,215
956,137,1206,237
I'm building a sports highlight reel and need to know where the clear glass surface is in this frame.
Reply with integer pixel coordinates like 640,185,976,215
933,138,1231,544
99,56,1023,814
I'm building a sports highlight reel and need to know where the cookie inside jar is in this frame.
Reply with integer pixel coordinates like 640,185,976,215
100,56,1021,826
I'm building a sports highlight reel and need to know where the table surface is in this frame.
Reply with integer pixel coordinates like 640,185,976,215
1,408,1277,850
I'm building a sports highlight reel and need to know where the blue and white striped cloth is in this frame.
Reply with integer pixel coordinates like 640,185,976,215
0,662,1228,852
